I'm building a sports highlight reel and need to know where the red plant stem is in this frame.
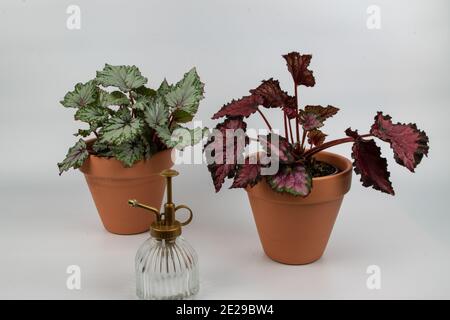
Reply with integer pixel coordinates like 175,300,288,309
168,114,174,128
303,137,354,158
129,92,135,105
283,113,289,142
303,133,372,158
288,118,294,143
300,130,307,151
129,92,136,118
294,84,300,143
257,108,273,131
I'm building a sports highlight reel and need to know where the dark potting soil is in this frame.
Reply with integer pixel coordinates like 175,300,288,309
310,160,339,178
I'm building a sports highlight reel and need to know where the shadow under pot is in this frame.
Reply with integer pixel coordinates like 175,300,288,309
246,151,352,265
79,148,174,235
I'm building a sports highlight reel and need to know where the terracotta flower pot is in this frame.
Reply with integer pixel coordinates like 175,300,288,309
80,149,173,235
246,151,352,265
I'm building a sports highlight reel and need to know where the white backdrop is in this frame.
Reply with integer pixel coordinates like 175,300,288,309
0,0,449,299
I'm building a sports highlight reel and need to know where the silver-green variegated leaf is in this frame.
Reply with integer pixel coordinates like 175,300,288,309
142,138,157,158
134,86,156,98
171,109,194,124
165,68,204,116
95,64,148,92
100,109,143,145
92,140,114,157
98,89,130,107
57,139,89,175
112,140,145,167
157,79,172,97
74,105,110,125
171,126,207,150
133,95,152,111
154,125,177,148
144,97,169,128
60,81,97,108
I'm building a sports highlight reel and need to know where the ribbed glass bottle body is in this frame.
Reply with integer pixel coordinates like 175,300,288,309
136,236,199,300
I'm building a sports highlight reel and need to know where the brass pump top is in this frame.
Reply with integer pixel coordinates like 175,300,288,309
128,169,193,240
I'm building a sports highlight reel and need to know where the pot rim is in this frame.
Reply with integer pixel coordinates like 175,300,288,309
246,150,353,203
250,150,352,182
309,150,352,181
79,143,174,179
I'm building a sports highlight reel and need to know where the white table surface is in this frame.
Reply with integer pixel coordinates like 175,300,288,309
1,164,448,300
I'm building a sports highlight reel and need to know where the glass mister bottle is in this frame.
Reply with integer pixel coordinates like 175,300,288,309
128,169,199,300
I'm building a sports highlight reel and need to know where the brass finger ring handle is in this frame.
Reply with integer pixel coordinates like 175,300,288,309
175,205,193,226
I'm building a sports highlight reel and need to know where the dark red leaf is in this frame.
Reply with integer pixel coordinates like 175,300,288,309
249,78,297,118
250,79,287,108
350,135,395,195
298,105,339,131
307,129,327,146
214,118,248,162
282,52,316,87
283,96,298,119
230,157,262,189
266,163,312,196
298,112,323,131
211,95,264,119
205,117,248,192
345,127,359,139
304,105,339,121
207,163,238,193
370,112,429,172
258,133,296,164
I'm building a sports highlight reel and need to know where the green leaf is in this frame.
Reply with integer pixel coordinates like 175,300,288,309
154,125,177,148
100,109,143,145
133,95,152,111
172,126,206,150
136,127,158,159
165,67,204,116
74,105,110,125
95,64,147,92
157,79,172,97
142,138,157,158
154,125,206,150
134,86,156,97
60,81,97,108
92,140,114,157
98,89,130,107
144,97,169,128
112,139,145,167
57,139,89,175
171,109,194,123
129,86,156,106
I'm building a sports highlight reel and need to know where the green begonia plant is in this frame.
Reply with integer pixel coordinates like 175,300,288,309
58,64,205,174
